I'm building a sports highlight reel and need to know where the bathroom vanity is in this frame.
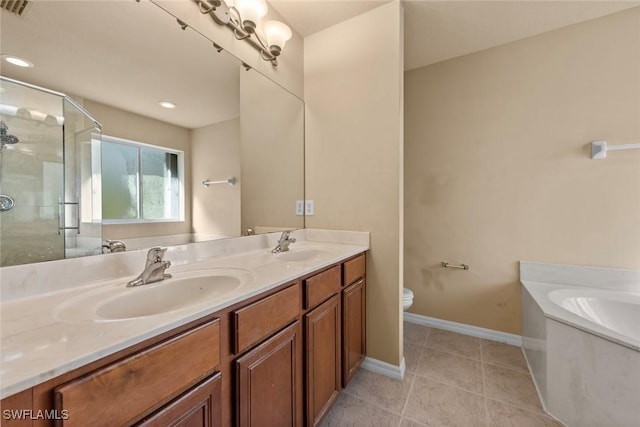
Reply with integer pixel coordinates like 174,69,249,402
0,231,368,426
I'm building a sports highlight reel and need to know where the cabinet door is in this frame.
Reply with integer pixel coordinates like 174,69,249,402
305,294,341,426
137,373,222,427
342,278,366,387
236,321,303,427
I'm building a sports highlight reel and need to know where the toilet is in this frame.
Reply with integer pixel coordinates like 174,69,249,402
402,288,414,311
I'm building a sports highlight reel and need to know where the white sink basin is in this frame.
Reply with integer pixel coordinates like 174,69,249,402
96,274,241,320
54,269,251,322
275,248,331,262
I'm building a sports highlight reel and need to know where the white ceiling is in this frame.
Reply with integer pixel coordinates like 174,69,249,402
1,0,241,129
269,0,391,37
269,0,640,70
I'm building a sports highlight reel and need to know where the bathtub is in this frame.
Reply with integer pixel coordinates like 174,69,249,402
520,261,640,427
548,288,640,348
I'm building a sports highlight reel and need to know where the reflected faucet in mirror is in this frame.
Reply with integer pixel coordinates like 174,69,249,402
102,240,127,254
127,247,172,287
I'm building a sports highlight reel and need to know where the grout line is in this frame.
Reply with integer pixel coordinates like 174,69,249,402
412,374,485,399
421,345,482,362
482,359,530,374
399,367,417,420
422,324,431,349
485,394,548,417
342,388,403,419
481,337,490,426
401,415,428,427
485,397,566,423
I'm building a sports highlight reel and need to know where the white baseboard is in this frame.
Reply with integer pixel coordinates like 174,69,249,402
404,312,522,346
360,356,405,380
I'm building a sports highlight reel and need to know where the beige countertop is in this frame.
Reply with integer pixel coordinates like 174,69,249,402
0,229,369,399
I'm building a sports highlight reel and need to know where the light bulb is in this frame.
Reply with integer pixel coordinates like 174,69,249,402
2,55,33,68
234,0,267,33
263,20,292,56
159,101,177,109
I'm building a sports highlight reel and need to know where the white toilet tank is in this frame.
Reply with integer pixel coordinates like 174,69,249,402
403,288,414,311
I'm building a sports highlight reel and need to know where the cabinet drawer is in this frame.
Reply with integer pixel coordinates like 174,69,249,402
54,319,220,427
234,284,300,354
303,265,341,309
343,253,366,286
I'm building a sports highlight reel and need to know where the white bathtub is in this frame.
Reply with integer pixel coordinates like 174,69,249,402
520,261,640,427
547,287,640,350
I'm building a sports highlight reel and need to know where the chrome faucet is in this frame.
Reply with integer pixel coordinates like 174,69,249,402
127,247,172,287
272,231,296,253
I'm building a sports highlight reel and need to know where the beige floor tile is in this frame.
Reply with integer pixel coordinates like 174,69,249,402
404,321,430,346
426,329,481,360
318,392,401,427
344,369,414,414
400,418,427,427
404,342,423,373
404,376,486,427
483,364,543,413
486,399,564,427
481,340,529,373
416,348,483,394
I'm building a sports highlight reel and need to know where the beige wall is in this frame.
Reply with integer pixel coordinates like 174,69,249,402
404,8,640,335
191,118,241,237
240,70,304,233
304,2,404,366
84,100,192,240
154,0,304,98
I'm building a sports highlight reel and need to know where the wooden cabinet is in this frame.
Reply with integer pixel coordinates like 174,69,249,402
1,251,368,427
54,319,220,427
342,278,366,387
305,295,341,427
235,321,303,427
136,373,222,427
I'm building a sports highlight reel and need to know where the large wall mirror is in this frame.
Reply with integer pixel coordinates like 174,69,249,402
0,0,304,267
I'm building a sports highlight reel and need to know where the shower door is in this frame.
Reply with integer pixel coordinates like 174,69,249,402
0,78,102,267
62,98,102,259
0,78,65,266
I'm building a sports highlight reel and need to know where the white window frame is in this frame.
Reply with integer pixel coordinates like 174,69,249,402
101,135,185,224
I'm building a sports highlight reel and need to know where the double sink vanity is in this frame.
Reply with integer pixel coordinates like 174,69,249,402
0,229,369,426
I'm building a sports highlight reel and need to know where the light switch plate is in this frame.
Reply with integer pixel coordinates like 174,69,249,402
305,200,314,215
295,200,304,216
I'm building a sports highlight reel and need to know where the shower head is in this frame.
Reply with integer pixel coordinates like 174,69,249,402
0,121,19,145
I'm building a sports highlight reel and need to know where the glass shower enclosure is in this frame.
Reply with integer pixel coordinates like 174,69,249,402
0,76,102,267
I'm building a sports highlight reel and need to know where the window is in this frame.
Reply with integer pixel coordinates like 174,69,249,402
101,135,183,222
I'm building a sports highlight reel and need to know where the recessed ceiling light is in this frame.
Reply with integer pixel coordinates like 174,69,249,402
1,55,33,68
158,101,176,109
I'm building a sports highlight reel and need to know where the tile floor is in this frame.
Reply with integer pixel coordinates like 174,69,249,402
320,322,564,427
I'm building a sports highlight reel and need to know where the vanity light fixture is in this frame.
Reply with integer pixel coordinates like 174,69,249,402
1,55,33,68
194,0,292,66
158,101,177,109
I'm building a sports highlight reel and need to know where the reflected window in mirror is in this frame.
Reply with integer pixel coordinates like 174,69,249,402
101,135,184,222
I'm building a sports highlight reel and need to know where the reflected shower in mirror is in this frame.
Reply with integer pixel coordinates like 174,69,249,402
0,0,304,267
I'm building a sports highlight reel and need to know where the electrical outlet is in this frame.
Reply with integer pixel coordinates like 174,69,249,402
305,200,314,216
295,200,304,216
